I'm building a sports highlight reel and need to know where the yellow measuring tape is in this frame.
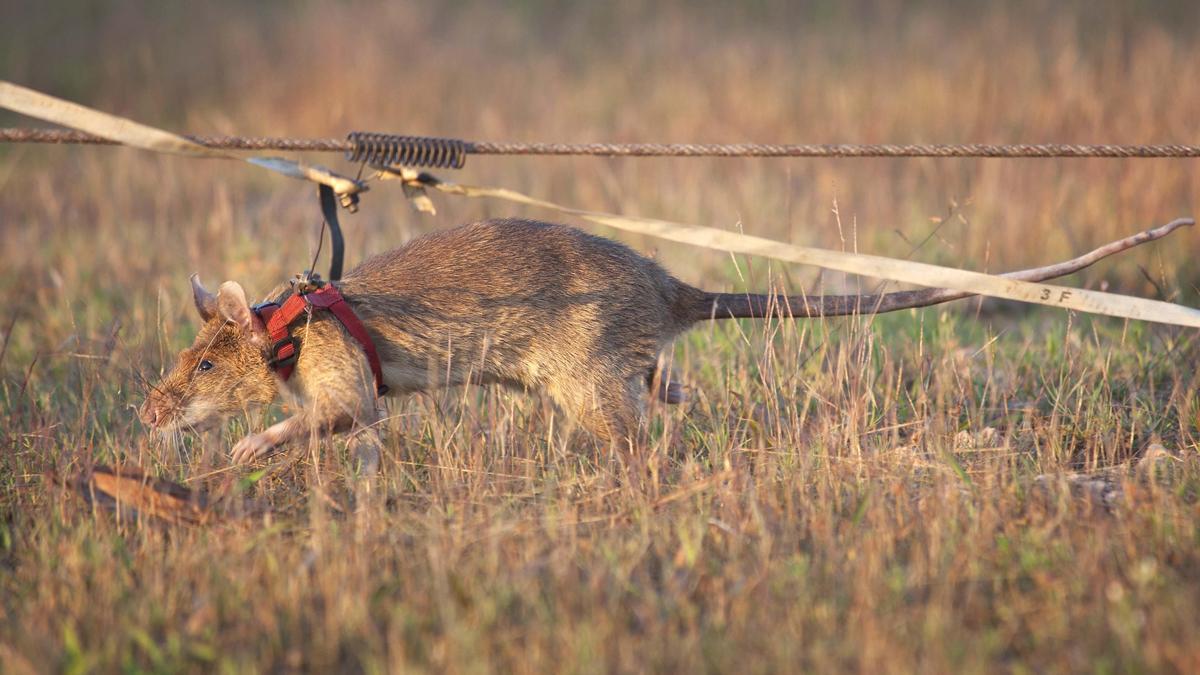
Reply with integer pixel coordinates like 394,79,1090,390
3,80,1198,328
0,81,363,196
379,169,1200,328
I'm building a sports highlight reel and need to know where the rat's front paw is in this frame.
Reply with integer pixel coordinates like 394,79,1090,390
231,432,277,464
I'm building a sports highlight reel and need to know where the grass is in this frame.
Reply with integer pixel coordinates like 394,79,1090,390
2,1,1200,672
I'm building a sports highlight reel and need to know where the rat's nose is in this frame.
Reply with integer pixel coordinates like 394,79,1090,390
138,399,160,427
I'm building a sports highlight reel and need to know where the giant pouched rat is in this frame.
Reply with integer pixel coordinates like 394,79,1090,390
138,217,1125,466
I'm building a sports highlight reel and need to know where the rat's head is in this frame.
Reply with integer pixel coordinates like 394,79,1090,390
139,276,278,433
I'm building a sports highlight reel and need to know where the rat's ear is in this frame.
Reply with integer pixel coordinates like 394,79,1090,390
190,274,217,321
216,281,267,344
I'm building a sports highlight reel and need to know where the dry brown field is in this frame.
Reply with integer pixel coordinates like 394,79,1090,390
2,2,1199,672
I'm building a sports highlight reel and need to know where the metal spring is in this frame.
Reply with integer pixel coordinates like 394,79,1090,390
345,131,468,170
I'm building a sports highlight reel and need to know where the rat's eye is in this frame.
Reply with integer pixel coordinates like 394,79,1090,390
197,360,214,372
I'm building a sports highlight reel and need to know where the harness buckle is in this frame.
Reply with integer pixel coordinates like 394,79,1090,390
268,335,301,369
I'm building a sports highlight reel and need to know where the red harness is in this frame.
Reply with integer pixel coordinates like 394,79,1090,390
253,284,388,396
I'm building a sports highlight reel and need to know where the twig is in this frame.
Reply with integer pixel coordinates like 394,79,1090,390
792,218,1193,317
0,313,17,372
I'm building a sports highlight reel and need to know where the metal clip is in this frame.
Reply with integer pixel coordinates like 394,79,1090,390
291,271,326,296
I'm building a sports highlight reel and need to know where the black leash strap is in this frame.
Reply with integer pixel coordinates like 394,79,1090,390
319,184,346,281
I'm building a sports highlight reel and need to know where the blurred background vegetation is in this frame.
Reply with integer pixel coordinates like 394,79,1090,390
4,0,1199,302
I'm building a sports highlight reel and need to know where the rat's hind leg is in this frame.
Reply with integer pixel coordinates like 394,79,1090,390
647,362,685,404
346,411,383,477
552,374,645,451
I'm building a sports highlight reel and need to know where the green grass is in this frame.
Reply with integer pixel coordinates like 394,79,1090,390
3,1,1200,672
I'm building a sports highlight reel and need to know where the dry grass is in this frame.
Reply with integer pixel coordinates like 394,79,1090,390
2,1,1199,672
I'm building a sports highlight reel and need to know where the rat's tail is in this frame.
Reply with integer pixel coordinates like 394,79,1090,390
675,287,957,324
666,217,1194,326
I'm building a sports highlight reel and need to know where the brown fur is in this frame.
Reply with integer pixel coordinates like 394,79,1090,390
137,218,956,464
